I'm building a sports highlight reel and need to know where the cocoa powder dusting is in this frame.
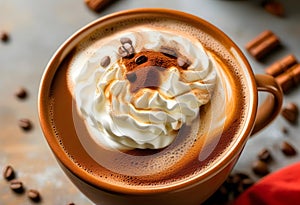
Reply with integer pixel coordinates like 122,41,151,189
121,50,186,93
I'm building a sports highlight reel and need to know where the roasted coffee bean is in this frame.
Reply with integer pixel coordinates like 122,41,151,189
252,160,269,176
0,31,9,42
281,102,298,124
135,55,148,65
160,47,177,59
28,189,41,202
120,37,132,45
84,0,113,12
282,126,289,134
227,173,253,197
18,118,32,131
126,72,137,83
258,148,272,162
118,46,127,57
202,185,229,205
264,1,285,17
226,174,241,187
280,141,297,156
10,180,24,193
15,87,28,99
118,43,134,58
177,56,190,69
3,165,15,181
100,56,111,67
123,43,134,54
240,178,255,191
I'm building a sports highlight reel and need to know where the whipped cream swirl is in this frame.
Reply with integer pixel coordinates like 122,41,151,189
71,29,217,150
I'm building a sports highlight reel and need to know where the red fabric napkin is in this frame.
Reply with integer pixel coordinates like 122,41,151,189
233,162,300,205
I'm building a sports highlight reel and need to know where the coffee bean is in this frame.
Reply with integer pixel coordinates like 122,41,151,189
15,87,28,99
84,0,114,12
160,46,177,59
177,56,190,69
28,189,41,202
100,56,111,67
258,148,272,162
0,31,9,42
202,185,229,205
3,165,15,181
118,43,135,58
135,55,148,65
123,43,134,54
18,118,32,131
120,37,132,45
242,178,254,189
282,126,289,134
281,102,298,124
280,141,297,156
252,160,269,176
10,180,24,193
126,72,137,83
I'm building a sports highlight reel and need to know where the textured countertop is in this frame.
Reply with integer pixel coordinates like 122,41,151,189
1,0,300,204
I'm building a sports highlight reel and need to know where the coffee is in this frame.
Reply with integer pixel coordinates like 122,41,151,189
44,14,248,190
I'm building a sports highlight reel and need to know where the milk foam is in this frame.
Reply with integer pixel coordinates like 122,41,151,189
69,29,217,150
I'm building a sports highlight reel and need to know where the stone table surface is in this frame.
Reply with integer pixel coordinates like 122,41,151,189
1,0,300,204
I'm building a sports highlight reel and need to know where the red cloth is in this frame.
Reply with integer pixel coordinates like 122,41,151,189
233,162,300,205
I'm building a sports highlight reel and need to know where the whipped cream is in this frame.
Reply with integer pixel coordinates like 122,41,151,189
70,28,217,150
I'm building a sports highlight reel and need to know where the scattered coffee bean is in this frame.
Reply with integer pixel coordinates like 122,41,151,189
135,55,148,65
281,102,298,124
0,31,9,42
10,179,24,193
160,46,177,59
100,56,111,67
18,118,32,131
28,189,41,202
15,87,28,99
177,56,190,69
282,126,289,134
3,165,15,181
280,141,297,156
240,178,255,190
263,1,285,17
202,185,229,205
84,0,113,12
120,37,132,45
236,178,255,196
252,160,269,176
126,72,137,83
205,172,254,204
258,148,272,162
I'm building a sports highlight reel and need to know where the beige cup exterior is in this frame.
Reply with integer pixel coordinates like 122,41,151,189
38,9,283,205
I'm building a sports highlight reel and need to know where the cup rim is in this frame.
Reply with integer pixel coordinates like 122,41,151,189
38,8,257,194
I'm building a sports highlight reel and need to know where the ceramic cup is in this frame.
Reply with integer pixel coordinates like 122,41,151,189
38,8,283,205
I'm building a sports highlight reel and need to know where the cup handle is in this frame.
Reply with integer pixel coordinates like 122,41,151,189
251,74,283,136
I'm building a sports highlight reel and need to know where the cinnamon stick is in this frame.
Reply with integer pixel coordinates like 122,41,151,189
265,54,298,77
245,30,280,60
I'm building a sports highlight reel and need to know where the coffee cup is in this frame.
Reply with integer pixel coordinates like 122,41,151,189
38,8,283,205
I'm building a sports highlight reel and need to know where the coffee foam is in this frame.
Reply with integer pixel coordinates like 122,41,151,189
48,15,249,189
